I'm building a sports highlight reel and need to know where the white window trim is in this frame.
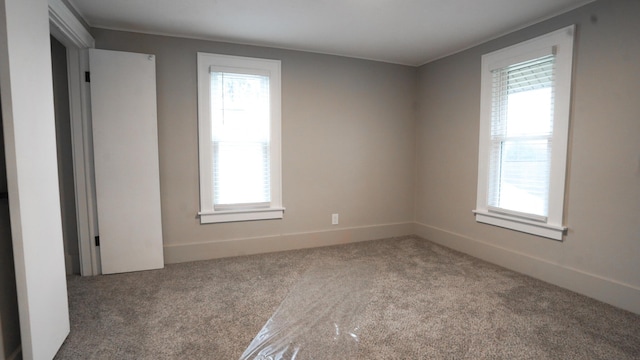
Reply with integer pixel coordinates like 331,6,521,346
197,52,284,224
474,25,575,241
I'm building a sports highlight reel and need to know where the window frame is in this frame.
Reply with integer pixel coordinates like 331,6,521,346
197,52,284,224
474,25,575,240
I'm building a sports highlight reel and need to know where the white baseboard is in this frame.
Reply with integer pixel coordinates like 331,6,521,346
162,221,640,315
414,222,640,315
164,222,414,264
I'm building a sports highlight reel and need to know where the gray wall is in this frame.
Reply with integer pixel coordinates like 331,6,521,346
415,0,640,312
92,29,417,260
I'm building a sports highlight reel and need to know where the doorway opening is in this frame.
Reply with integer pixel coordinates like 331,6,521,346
51,35,81,275
49,1,98,276
0,94,22,360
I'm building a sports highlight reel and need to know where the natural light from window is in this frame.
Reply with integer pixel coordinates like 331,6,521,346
210,72,271,207
488,56,555,218
490,87,553,217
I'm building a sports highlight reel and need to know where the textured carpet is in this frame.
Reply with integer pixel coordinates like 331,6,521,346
55,236,640,359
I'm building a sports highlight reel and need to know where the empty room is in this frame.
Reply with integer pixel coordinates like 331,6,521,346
0,0,639,359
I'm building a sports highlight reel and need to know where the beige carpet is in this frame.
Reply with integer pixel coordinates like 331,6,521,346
55,236,640,359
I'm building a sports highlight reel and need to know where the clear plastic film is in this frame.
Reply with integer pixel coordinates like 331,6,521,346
239,261,372,360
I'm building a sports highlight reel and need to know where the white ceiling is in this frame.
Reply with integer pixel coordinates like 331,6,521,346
68,0,595,66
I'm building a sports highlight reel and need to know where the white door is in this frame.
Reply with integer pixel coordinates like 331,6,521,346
1,0,70,358
89,49,164,274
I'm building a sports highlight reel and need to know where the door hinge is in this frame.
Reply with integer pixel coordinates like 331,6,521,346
85,71,90,83
94,235,100,247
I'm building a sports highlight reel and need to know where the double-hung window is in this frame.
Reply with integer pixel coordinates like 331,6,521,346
474,26,575,240
197,53,283,223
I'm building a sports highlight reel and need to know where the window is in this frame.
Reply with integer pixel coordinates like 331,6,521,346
474,26,575,240
197,53,283,223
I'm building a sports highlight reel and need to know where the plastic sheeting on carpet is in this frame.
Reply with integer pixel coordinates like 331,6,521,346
239,260,373,360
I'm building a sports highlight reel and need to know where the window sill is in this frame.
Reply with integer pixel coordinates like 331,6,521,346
199,207,285,224
473,209,566,240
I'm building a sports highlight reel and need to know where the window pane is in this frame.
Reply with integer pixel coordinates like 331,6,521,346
213,141,270,205
211,71,271,206
506,88,553,137
211,72,270,142
494,140,551,216
491,55,555,139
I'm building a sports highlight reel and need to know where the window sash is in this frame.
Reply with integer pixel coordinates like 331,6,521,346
212,140,271,208
488,137,552,217
210,70,272,208
487,55,555,218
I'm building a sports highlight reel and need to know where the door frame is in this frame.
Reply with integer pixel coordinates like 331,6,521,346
48,0,99,275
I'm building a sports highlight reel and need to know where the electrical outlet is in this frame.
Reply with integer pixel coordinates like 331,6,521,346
332,213,339,225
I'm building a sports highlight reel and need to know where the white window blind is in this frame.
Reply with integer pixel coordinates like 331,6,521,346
210,70,271,208
488,54,555,219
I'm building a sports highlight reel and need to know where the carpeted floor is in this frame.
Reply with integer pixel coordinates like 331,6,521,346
55,236,640,359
